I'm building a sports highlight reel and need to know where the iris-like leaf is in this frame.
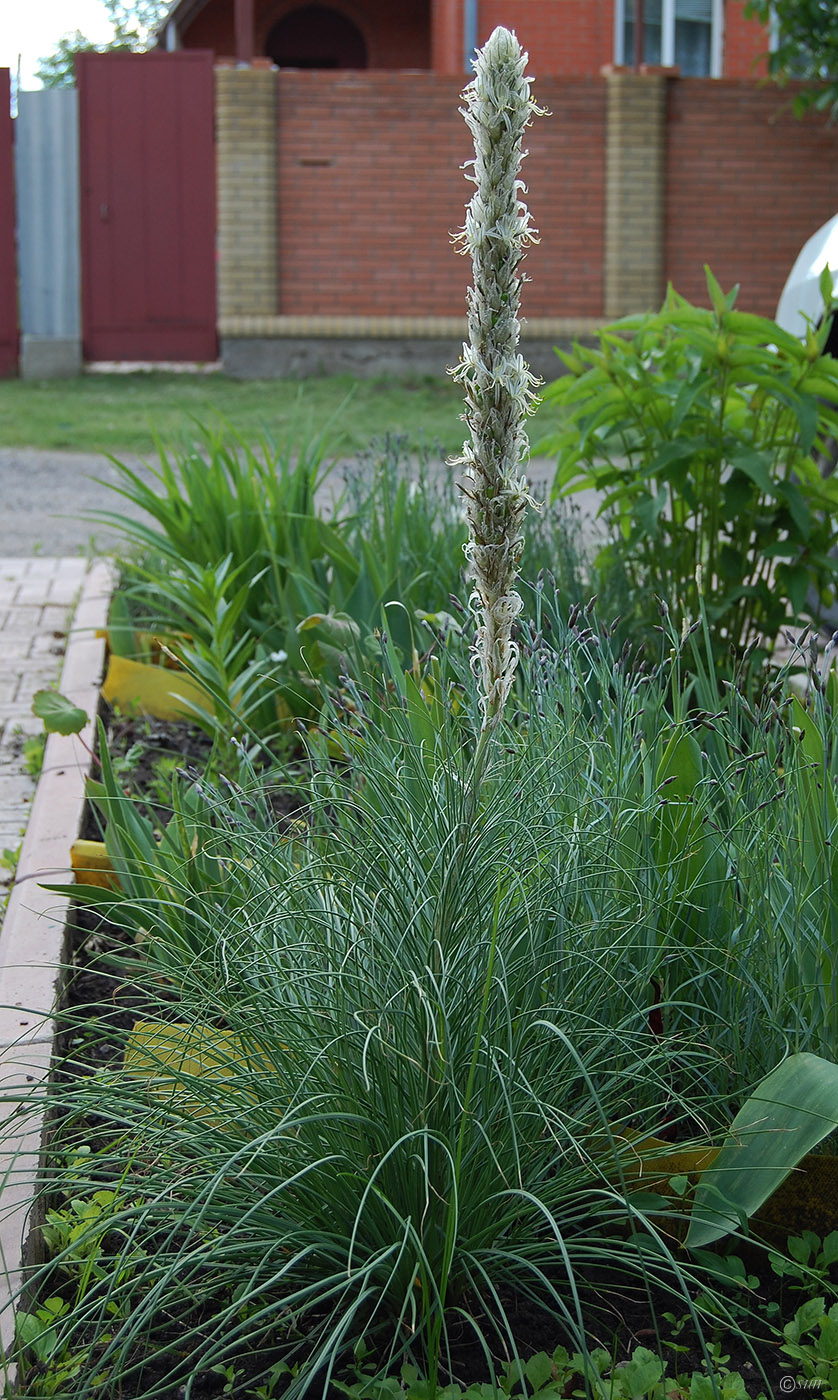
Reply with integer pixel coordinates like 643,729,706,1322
687,1053,838,1249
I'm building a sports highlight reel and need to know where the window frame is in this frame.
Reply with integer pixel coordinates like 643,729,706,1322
613,0,725,76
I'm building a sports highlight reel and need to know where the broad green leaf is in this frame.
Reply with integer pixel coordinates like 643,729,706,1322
777,480,812,540
296,612,361,646
620,1348,663,1400
687,1053,838,1249
725,447,774,496
632,490,668,539
524,1353,554,1392
774,562,810,615
637,440,704,481
32,689,88,736
727,310,801,354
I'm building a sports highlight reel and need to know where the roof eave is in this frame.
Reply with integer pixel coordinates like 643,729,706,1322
153,0,214,44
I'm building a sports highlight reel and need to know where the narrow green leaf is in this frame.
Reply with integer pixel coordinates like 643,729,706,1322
705,266,729,321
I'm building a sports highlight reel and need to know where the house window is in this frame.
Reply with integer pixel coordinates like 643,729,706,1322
616,0,724,76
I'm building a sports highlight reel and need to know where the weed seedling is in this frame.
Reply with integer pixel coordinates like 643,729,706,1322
771,1230,838,1295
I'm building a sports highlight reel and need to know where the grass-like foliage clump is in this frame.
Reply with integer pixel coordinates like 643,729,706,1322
10,631,744,1397
12,607,838,1394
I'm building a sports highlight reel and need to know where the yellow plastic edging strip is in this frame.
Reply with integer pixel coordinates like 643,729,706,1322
70,839,117,890
101,654,213,723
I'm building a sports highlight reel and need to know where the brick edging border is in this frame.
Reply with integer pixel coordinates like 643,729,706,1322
0,560,113,1383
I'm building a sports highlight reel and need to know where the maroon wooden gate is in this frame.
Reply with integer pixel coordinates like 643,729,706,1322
0,70,18,377
78,51,217,362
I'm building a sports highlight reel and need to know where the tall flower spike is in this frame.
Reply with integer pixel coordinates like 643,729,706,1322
451,26,542,733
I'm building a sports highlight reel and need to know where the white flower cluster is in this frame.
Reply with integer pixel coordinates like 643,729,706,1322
451,26,542,730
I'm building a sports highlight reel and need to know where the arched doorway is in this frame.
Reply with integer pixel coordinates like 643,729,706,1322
265,5,368,68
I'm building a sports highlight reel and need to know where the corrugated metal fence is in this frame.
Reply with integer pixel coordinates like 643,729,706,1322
0,71,17,377
15,88,82,376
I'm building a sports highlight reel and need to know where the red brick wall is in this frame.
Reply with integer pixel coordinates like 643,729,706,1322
477,0,614,76
275,71,605,316
665,80,838,316
477,0,768,77
181,0,766,77
723,1,768,79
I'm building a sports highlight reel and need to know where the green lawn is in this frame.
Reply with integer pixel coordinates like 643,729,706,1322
0,371,561,458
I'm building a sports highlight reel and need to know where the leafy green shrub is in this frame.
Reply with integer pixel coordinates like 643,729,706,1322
540,268,838,672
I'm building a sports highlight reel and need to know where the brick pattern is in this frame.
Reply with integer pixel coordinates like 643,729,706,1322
478,0,614,76
0,558,87,875
723,0,769,79
275,71,606,318
665,81,838,316
214,62,838,326
604,71,666,316
215,67,278,318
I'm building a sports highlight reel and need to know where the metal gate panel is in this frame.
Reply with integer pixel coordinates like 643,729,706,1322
0,71,18,377
15,88,82,378
78,51,217,362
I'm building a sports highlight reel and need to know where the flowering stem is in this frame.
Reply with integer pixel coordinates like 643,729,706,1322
452,25,542,738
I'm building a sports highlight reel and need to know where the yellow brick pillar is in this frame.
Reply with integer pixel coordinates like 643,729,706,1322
603,69,667,318
215,67,277,319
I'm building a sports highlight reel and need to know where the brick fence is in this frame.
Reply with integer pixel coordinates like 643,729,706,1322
272,71,606,320
215,65,838,360
666,80,838,314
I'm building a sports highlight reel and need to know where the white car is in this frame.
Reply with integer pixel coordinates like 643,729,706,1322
775,214,838,355
776,216,838,626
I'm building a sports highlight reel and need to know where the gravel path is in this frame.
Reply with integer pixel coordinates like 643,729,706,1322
0,446,602,558
0,448,156,556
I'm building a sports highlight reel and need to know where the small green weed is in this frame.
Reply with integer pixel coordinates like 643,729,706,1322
771,1231,838,1294
0,843,20,878
781,1296,838,1396
336,1344,770,1400
13,727,47,777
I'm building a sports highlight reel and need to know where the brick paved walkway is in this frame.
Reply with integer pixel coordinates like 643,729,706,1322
0,558,91,899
